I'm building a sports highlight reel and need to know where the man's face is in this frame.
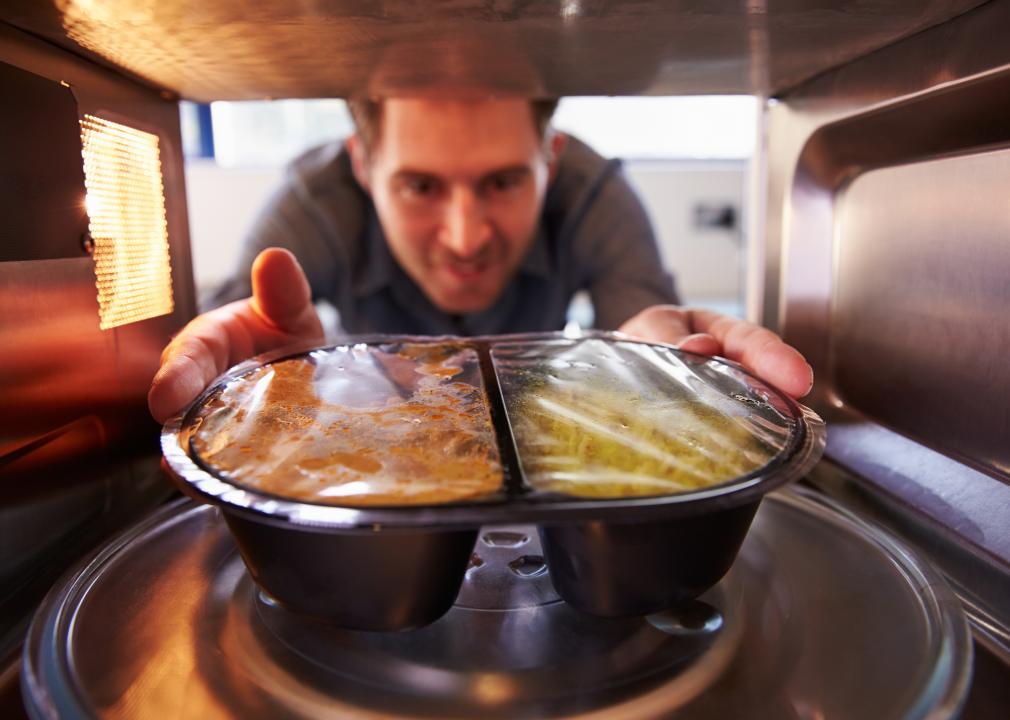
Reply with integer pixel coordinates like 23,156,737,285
353,98,553,314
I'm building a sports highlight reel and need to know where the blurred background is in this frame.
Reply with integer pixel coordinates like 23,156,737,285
180,96,758,322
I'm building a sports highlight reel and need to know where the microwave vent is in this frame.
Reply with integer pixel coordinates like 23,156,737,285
80,114,173,330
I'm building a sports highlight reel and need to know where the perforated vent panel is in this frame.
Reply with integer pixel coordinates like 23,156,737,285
80,114,173,330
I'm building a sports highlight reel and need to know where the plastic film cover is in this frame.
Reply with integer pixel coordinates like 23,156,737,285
188,342,503,506
491,338,796,499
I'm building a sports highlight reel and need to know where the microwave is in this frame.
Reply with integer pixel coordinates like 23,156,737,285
2,2,1008,717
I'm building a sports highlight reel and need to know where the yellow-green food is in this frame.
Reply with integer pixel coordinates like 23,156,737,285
506,382,777,499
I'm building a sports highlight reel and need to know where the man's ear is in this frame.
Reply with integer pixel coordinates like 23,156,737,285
546,131,567,185
346,135,371,192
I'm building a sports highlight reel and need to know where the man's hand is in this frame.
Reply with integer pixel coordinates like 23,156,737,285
148,248,324,423
618,305,813,399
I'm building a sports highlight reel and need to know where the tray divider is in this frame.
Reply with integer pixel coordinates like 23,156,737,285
476,341,527,498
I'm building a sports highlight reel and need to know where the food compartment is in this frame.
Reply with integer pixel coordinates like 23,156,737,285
189,342,504,506
223,513,477,631
491,338,794,499
172,340,503,630
491,337,814,616
538,503,759,617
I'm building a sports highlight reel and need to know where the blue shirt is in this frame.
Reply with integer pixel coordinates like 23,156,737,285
206,135,678,335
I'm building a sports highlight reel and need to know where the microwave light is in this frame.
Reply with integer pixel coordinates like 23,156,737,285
80,114,173,330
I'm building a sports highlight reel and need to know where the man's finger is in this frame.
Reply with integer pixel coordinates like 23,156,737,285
148,349,214,424
250,247,323,337
749,341,813,399
147,250,325,425
675,333,722,356
617,305,813,399
147,309,254,423
617,305,692,345
690,309,813,397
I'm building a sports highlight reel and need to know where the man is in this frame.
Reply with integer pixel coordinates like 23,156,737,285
148,97,811,422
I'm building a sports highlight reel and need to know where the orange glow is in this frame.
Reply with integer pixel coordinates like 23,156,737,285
80,114,173,330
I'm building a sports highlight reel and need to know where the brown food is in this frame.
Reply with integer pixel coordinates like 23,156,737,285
190,348,503,506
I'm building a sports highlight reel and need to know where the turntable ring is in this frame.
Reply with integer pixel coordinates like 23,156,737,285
22,487,971,719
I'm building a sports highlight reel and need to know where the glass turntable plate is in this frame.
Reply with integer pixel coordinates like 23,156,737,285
22,487,971,719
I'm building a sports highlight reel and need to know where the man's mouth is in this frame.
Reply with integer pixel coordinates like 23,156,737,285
444,257,492,282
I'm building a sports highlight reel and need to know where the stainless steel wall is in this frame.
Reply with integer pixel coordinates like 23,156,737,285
763,0,1010,658
0,22,194,663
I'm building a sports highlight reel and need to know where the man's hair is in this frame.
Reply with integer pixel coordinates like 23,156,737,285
347,97,560,155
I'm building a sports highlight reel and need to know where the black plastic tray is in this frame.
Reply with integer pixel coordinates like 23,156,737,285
161,332,824,629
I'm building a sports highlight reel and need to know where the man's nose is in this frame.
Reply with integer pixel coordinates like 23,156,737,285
439,188,492,258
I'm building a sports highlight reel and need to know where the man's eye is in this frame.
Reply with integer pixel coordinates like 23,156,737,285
400,177,441,198
484,172,524,194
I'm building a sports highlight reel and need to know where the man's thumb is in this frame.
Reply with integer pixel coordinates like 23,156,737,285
249,248,322,336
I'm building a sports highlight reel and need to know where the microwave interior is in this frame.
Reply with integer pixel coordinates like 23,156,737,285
2,1,1010,718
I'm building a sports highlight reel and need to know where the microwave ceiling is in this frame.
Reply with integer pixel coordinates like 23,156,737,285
0,1,987,101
